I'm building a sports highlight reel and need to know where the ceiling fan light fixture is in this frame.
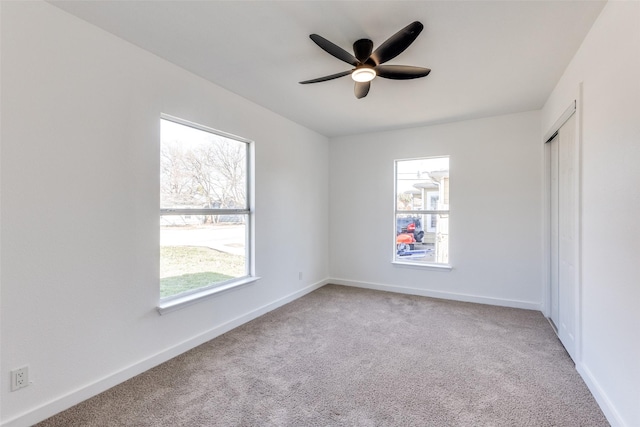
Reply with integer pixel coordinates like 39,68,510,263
300,21,428,98
351,67,376,82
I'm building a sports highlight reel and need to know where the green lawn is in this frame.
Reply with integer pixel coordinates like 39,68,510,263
160,246,245,298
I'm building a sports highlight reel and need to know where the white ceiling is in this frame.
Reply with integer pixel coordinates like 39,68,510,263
50,1,605,138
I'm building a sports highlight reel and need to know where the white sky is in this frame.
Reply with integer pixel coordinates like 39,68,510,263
161,118,217,148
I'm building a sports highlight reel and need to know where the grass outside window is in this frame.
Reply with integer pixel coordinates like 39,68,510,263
160,245,245,298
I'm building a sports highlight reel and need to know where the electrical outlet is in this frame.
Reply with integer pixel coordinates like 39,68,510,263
11,366,29,391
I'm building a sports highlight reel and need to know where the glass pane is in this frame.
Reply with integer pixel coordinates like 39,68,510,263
161,119,247,210
160,215,247,298
395,213,449,264
396,157,449,211
395,156,449,264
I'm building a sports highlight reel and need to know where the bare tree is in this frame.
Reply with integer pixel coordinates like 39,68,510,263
161,143,195,207
161,135,246,223
398,193,414,210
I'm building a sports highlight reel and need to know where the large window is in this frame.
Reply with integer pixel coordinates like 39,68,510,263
160,116,252,303
394,156,449,265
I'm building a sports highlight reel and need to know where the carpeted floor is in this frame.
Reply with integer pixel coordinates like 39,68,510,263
38,284,608,426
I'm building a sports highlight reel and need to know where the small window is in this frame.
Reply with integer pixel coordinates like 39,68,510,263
394,156,449,265
160,116,252,302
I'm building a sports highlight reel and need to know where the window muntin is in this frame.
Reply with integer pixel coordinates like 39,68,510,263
394,157,449,265
160,117,251,301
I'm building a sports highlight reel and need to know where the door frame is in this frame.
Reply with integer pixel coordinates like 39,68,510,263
542,88,583,363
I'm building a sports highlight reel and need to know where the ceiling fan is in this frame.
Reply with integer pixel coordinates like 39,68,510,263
299,21,431,99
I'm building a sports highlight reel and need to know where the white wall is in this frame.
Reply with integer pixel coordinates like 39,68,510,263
0,2,329,425
542,2,640,426
329,111,543,310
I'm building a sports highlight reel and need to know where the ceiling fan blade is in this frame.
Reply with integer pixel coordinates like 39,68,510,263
375,65,431,80
309,34,359,66
299,70,352,84
354,81,370,99
370,21,424,65
353,39,373,63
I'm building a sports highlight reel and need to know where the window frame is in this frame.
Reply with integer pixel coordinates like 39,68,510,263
158,114,257,314
393,156,452,270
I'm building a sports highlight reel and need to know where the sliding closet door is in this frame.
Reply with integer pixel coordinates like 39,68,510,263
549,135,560,329
549,113,577,360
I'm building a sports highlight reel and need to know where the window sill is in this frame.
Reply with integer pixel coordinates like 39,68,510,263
157,276,260,315
392,261,453,271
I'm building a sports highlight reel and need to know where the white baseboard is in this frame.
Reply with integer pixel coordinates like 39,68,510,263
576,362,626,427
329,278,541,311
2,279,329,427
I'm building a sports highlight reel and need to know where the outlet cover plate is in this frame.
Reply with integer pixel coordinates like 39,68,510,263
11,366,29,391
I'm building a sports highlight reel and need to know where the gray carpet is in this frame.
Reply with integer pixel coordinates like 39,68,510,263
38,285,608,426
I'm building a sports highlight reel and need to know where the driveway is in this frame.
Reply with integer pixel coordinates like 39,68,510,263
160,224,245,256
